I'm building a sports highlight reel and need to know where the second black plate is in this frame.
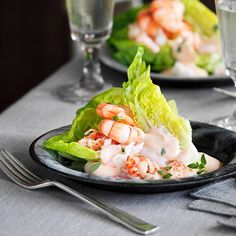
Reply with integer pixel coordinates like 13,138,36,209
100,45,231,87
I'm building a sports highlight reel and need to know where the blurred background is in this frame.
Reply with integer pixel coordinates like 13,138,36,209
0,0,215,113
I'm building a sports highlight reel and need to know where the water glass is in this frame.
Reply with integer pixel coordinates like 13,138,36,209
59,0,115,102
213,0,236,129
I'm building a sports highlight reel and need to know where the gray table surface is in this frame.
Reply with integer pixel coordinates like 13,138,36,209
0,55,236,236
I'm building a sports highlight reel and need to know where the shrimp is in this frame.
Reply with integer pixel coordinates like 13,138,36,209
167,160,194,178
124,154,161,179
128,23,160,52
78,130,109,151
150,0,185,19
153,9,184,36
98,119,144,145
152,0,185,37
135,32,160,53
137,9,160,39
178,22,202,50
96,103,136,126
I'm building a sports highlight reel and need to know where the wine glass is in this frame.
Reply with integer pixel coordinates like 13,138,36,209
213,0,236,130
58,0,115,102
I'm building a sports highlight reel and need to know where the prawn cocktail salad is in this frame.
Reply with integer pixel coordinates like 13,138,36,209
44,47,221,180
109,0,224,77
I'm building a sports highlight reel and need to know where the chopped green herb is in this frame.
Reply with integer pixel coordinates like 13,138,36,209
161,148,166,156
198,164,205,170
163,173,172,179
187,154,208,175
197,169,206,175
89,162,101,173
113,115,123,121
188,162,199,169
164,166,172,171
158,170,164,176
213,24,218,32
201,154,207,166
121,147,125,153
188,155,207,171
177,46,182,53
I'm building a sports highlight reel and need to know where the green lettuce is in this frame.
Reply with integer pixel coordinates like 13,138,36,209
182,0,218,36
43,132,97,161
196,53,222,75
123,47,192,148
44,88,127,161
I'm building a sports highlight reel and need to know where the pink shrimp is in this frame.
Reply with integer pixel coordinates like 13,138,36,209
137,9,160,39
124,154,160,179
167,160,194,178
98,119,144,145
78,130,109,151
151,0,185,37
96,103,136,126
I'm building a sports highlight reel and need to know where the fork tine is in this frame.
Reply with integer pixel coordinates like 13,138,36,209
0,157,31,187
0,148,42,182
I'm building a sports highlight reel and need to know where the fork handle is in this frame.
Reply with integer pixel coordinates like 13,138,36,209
52,181,158,235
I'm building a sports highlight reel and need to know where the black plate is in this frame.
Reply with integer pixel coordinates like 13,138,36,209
29,121,236,193
100,45,232,87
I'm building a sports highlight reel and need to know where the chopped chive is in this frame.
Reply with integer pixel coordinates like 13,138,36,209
177,46,182,53
158,170,164,176
197,169,206,175
163,173,172,179
201,154,207,166
164,166,172,171
161,148,166,156
113,115,123,121
213,24,218,32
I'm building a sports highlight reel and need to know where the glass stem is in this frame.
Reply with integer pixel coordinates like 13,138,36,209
80,45,104,90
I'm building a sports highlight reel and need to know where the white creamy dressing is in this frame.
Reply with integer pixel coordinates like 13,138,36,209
142,126,181,161
143,126,221,171
85,126,221,178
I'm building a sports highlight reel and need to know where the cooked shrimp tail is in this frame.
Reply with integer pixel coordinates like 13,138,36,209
96,103,136,126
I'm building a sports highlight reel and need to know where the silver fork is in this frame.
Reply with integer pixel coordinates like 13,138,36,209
0,148,159,235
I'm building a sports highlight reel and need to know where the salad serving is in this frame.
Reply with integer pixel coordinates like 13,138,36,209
108,0,225,78
44,47,221,180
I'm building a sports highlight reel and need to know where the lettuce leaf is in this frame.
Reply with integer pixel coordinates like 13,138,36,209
43,88,127,161
182,0,218,36
112,5,147,34
152,44,175,72
123,47,192,149
43,133,97,161
109,38,174,72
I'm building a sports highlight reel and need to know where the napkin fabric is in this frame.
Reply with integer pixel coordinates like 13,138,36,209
189,199,236,217
218,217,236,229
190,178,236,207
189,178,236,229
